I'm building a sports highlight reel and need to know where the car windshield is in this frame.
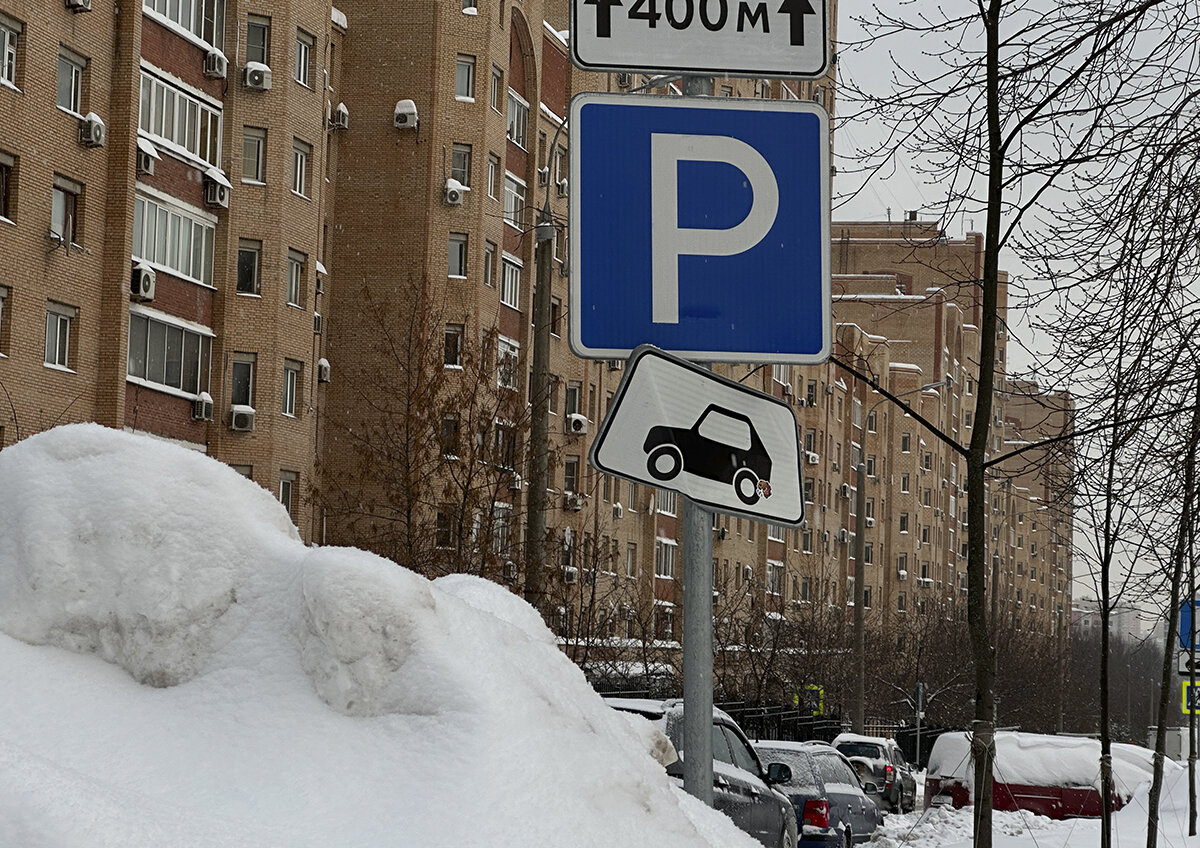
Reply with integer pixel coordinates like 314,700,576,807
836,742,885,760
758,749,818,789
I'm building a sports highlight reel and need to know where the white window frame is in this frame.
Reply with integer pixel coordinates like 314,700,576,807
242,126,266,183
294,28,314,87
246,15,270,65
142,0,224,49
279,470,297,516
487,153,501,199
654,538,677,579
455,54,475,100
503,172,526,229
282,359,300,416
626,542,637,578
491,501,512,554
500,254,521,309
483,241,497,287
0,16,20,89
450,143,472,186
236,238,261,295
766,561,783,596
444,323,463,367
133,192,217,287
768,523,786,542
126,307,213,396
448,232,468,278
44,302,76,369
286,249,305,306
57,49,84,115
497,335,519,391
506,89,529,148
657,488,677,516
51,176,81,247
231,354,255,406
0,285,7,356
291,138,311,197
490,66,503,111
139,67,223,167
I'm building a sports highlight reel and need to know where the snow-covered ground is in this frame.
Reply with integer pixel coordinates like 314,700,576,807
0,425,760,848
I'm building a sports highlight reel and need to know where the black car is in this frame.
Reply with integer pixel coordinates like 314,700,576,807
643,404,773,506
754,741,884,848
607,698,798,848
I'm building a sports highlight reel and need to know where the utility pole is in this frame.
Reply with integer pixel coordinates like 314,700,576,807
853,458,866,733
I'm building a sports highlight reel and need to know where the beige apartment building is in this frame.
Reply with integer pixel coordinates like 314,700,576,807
0,0,1070,707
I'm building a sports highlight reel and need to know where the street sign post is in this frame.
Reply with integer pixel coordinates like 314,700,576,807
570,0,829,78
589,345,803,525
1184,681,1199,715
569,94,831,364
1180,600,1200,651
1179,651,1199,676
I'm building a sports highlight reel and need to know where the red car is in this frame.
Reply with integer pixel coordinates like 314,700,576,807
924,731,1159,820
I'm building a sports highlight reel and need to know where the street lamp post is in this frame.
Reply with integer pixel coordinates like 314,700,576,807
853,377,950,733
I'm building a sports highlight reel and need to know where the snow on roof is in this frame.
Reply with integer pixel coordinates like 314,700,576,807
543,19,569,46
832,732,891,746
890,362,923,372
0,425,760,848
136,136,161,159
539,101,564,126
331,6,347,28
927,731,1170,798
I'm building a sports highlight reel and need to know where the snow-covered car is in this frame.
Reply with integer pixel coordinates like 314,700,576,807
754,740,883,848
831,732,917,812
923,731,1159,819
607,698,799,848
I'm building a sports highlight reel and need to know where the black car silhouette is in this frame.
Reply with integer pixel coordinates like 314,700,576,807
643,404,773,506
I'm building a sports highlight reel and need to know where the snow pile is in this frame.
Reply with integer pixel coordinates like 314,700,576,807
0,425,758,848
927,731,1162,796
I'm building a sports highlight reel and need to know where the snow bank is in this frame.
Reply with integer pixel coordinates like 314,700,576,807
0,425,758,848
927,731,1167,797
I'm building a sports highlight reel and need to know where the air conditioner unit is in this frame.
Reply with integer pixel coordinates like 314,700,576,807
840,483,851,499
394,99,419,129
797,398,808,407
805,451,819,465
204,178,230,208
230,404,256,432
317,358,331,383
244,63,272,90
556,178,568,197
612,502,623,519
898,569,908,581
865,517,876,528
615,72,633,88
826,384,834,395
831,461,840,472
65,0,91,11
537,166,549,186
204,50,228,79
313,313,323,334
838,529,850,544
564,567,578,585
607,359,623,371
566,413,588,435
192,391,214,421
566,493,584,512
444,178,468,206
782,384,793,398
136,148,156,176
79,113,106,148
508,473,523,492
503,560,518,581
331,102,349,130
130,262,156,301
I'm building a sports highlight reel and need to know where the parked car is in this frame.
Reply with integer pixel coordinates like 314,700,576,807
831,732,917,813
754,740,884,848
606,698,799,848
924,730,1162,819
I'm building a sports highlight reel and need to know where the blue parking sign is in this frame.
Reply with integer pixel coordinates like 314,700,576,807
568,94,831,363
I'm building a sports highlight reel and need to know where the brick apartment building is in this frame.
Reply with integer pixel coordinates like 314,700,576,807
0,0,1070,702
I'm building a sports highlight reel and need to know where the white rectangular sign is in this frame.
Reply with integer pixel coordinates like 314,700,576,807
589,346,803,525
570,0,829,78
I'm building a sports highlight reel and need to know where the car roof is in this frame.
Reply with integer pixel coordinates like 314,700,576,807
604,697,738,726
832,732,893,747
755,739,833,753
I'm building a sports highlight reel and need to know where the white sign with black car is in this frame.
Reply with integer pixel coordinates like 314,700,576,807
589,345,803,525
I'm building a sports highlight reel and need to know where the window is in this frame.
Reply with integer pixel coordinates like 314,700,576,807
864,543,874,565
294,29,314,86
626,542,637,577
44,302,76,368
898,592,906,612
246,15,270,65
899,512,909,533
448,233,468,277
802,529,812,553
898,553,907,574
490,66,503,110
553,145,568,185
655,539,676,578
867,410,877,432
0,150,12,221
767,562,783,595
506,89,529,148
132,194,216,286
444,323,463,367
492,502,513,555
806,380,817,407
497,336,518,390
436,507,456,548
901,432,911,453
0,285,7,356
923,451,933,470
483,241,497,287
657,488,677,516
900,473,910,493
286,249,305,306
564,456,579,492
440,414,459,457
242,127,266,183
231,354,255,406
139,70,222,166
279,470,297,516
0,15,20,89
451,143,472,186
503,173,526,227
768,523,785,542
500,256,520,308
455,54,475,99
565,380,581,415
127,311,212,395
143,0,224,48
281,359,301,416
550,297,562,336
866,455,876,477
56,49,84,114
236,239,261,294
291,139,311,197
487,154,501,199
50,176,80,246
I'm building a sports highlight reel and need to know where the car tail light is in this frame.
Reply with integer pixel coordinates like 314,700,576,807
802,799,830,829
885,764,895,788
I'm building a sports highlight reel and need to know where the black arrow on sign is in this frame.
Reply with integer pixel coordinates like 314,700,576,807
777,0,815,46
585,0,623,38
